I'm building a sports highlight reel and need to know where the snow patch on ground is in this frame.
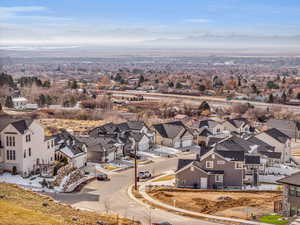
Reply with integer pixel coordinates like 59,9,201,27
139,151,159,158
0,172,55,192
153,146,179,155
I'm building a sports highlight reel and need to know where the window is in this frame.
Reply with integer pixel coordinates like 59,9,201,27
51,140,54,148
26,135,31,142
6,136,15,147
28,148,31,157
190,166,195,172
47,142,50,149
217,160,225,165
235,162,243,169
6,150,16,160
290,186,296,196
296,187,300,197
215,175,223,182
206,161,214,169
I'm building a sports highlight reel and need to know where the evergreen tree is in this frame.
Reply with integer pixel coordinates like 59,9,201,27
71,80,78,89
5,96,13,108
38,94,46,106
281,92,287,103
268,94,274,103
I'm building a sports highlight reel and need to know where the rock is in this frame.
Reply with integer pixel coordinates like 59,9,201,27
217,196,233,201
96,221,106,225
42,202,49,207
72,216,79,221
0,195,5,199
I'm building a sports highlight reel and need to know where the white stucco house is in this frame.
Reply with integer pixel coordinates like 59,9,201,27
12,97,28,110
0,118,55,177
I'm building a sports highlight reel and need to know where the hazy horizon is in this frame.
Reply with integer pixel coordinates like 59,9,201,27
1,0,300,53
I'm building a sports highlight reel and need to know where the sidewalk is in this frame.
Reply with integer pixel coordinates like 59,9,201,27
138,176,271,225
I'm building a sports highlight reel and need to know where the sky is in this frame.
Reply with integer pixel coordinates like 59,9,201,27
0,0,300,49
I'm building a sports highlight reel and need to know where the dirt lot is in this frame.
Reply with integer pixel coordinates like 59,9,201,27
148,188,282,220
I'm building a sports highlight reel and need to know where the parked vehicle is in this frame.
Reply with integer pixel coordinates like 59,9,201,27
138,171,152,179
97,173,110,181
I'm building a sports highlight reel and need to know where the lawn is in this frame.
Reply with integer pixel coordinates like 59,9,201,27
152,174,175,182
103,165,120,171
0,182,139,225
259,215,288,225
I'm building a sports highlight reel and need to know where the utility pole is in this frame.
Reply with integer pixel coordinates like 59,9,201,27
131,138,138,190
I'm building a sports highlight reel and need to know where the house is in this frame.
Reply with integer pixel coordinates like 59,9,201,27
277,172,300,217
254,128,291,163
197,128,213,146
222,117,251,134
53,130,87,168
247,136,281,166
0,118,55,177
12,97,28,110
89,121,154,153
175,148,245,189
266,119,300,140
152,121,194,148
77,136,122,163
192,119,225,136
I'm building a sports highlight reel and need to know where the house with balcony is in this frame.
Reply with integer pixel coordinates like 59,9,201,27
0,118,55,177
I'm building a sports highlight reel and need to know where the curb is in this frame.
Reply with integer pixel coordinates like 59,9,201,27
139,182,271,225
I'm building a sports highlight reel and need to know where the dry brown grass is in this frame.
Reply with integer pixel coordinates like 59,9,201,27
148,188,282,220
0,182,139,225
40,118,106,135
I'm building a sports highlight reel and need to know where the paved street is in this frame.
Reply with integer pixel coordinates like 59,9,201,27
48,154,219,225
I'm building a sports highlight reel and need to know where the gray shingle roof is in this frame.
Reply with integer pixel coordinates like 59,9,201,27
216,150,245,161
245,155,260,164
277,172,300,186
227,117,249,128
266,119,300,138
264,128,290,143
11,119,32,134
153,121,187,139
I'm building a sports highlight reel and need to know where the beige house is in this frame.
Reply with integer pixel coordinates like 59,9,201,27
254,128,291,163
153,121,194,148
222,118,251,134
0,119,55,177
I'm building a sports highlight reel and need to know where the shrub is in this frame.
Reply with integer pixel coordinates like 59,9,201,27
12,166,17,175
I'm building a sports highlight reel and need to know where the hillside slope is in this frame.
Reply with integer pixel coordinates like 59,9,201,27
0,182,138,225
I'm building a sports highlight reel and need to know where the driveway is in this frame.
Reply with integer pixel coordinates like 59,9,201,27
47,153,219,225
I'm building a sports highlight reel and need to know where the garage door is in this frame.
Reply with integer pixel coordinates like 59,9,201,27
182,139,192,147
174,141,180,148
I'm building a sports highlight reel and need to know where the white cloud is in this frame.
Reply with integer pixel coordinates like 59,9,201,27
184,18,211,23
0,6,47,19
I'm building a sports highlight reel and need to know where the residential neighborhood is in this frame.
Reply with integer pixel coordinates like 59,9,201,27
1,1,300,224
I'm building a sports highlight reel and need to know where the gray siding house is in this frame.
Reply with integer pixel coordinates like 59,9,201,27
175,149,244,189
